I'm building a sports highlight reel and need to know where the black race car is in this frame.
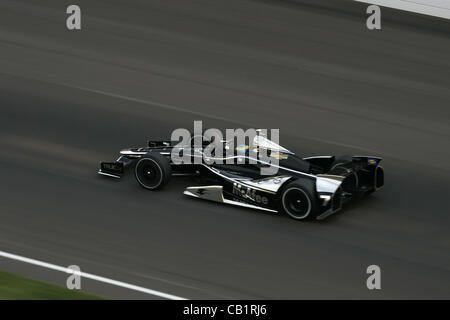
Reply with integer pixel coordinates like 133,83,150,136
99,134,384,220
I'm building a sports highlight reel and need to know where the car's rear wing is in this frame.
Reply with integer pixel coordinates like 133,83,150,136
352,155,382,168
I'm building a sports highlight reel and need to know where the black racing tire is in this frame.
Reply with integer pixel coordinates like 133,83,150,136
366,165,384,195
134,154,172,190
280,179,319,221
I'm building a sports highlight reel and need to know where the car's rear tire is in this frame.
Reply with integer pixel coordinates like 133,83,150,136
135,154,171,190
280,180,318,220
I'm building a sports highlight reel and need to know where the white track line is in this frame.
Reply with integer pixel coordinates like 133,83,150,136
0,250,187,300
355,0,450,19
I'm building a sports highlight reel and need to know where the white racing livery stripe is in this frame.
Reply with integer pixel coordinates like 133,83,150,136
0,250,187,300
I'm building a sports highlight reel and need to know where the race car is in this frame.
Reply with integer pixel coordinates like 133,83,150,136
98,133,384,220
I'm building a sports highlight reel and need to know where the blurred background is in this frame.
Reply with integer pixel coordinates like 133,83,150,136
0,0,449,299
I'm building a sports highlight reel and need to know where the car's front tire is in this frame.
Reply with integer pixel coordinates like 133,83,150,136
135,154,171,190
280,180,318,220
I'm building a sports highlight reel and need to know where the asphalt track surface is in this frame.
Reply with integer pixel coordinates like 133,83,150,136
0,0,449,299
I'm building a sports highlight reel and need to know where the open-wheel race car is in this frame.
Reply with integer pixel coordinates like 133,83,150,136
99,133,384,220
